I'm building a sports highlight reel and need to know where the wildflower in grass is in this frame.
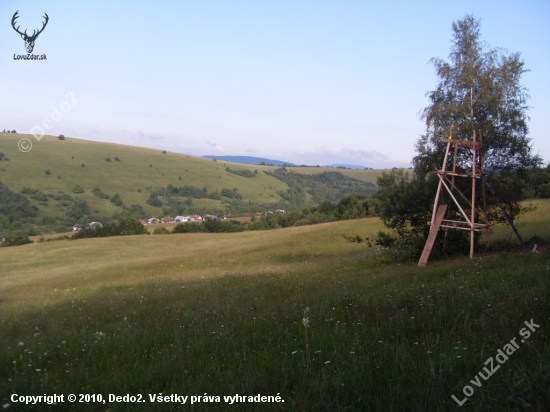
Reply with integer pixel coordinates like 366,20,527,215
17,342,24,346
292,350,298,355
93,332,105,340
325,361,331,364
3,403,10,409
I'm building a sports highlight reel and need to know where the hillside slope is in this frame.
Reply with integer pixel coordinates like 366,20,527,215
0,133,380,235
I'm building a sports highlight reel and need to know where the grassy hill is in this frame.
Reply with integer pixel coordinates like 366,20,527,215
0,133,382,235
0,203,548,410
0,133,379,229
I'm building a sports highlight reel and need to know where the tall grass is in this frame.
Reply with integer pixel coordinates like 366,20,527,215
0,211,549,411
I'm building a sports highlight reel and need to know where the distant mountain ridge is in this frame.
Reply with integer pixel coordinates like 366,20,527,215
202,155,296,166
202,156,368,169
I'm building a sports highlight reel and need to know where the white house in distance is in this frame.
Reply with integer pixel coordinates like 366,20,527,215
72,223,82,232
174,216,188,222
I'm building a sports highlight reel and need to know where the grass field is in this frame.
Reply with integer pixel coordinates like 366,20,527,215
0,202,549,411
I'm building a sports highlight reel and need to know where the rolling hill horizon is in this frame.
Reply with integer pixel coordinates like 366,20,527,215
0,133,382,236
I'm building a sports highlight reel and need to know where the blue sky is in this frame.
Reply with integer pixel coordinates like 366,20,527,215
1,1,549,168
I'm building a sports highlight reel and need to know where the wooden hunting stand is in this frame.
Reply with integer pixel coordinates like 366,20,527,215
418,129,492,267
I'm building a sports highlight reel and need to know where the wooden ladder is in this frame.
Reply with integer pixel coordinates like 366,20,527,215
418,204,447,267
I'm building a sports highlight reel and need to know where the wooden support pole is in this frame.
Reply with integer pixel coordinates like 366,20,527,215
470,131,477,259
418,205,448,267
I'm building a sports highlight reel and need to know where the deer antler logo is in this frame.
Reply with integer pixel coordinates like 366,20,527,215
11,10,49,54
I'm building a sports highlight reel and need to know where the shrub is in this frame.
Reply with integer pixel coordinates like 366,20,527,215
58,135,65,140
172,222,208,233
71,217,148,239
105,157,112,162
162,151,167,154
1,236,33,247
146,193,163,208
539,183,550,199
92,186,110,199
153,227,170,235
45,170,51,175
72,185,85,194
115,156,120,161
110,193,123,207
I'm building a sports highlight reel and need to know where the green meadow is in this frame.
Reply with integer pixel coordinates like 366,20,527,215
1,200,549,411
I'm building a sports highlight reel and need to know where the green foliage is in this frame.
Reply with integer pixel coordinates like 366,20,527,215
0,235,33,247
115,156,120,162
221,188,242,199
523,165,550,199
0,152,4,161
172,222,208,233
66,199,92,222
202,218,245,233
21,187,48,202
110,193,123,207
153,227,170,235
72,185,85,194
539,184,550,199
146,192,163,207
265,168,377,209
375,15,543,261
225,166,258,178
58,134,65,140
91,185,110,199
105,157,112,162
414,15,541,179
72,217,148,239
45,170,51,175
374,169,471,262
111,204,147,221
0,182,38,235
37,235,69,243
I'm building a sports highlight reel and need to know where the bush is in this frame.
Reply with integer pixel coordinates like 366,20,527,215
115,156,120,162
45,170,51,175
71,217,148,239
146,193,163,208
153,227,170,235
1,236,33,247
92,186,110,199
110,193,123,206
58,135,65,140
539,183,550,199
72,185,85,194
106,157,112,162
172,222,208,233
